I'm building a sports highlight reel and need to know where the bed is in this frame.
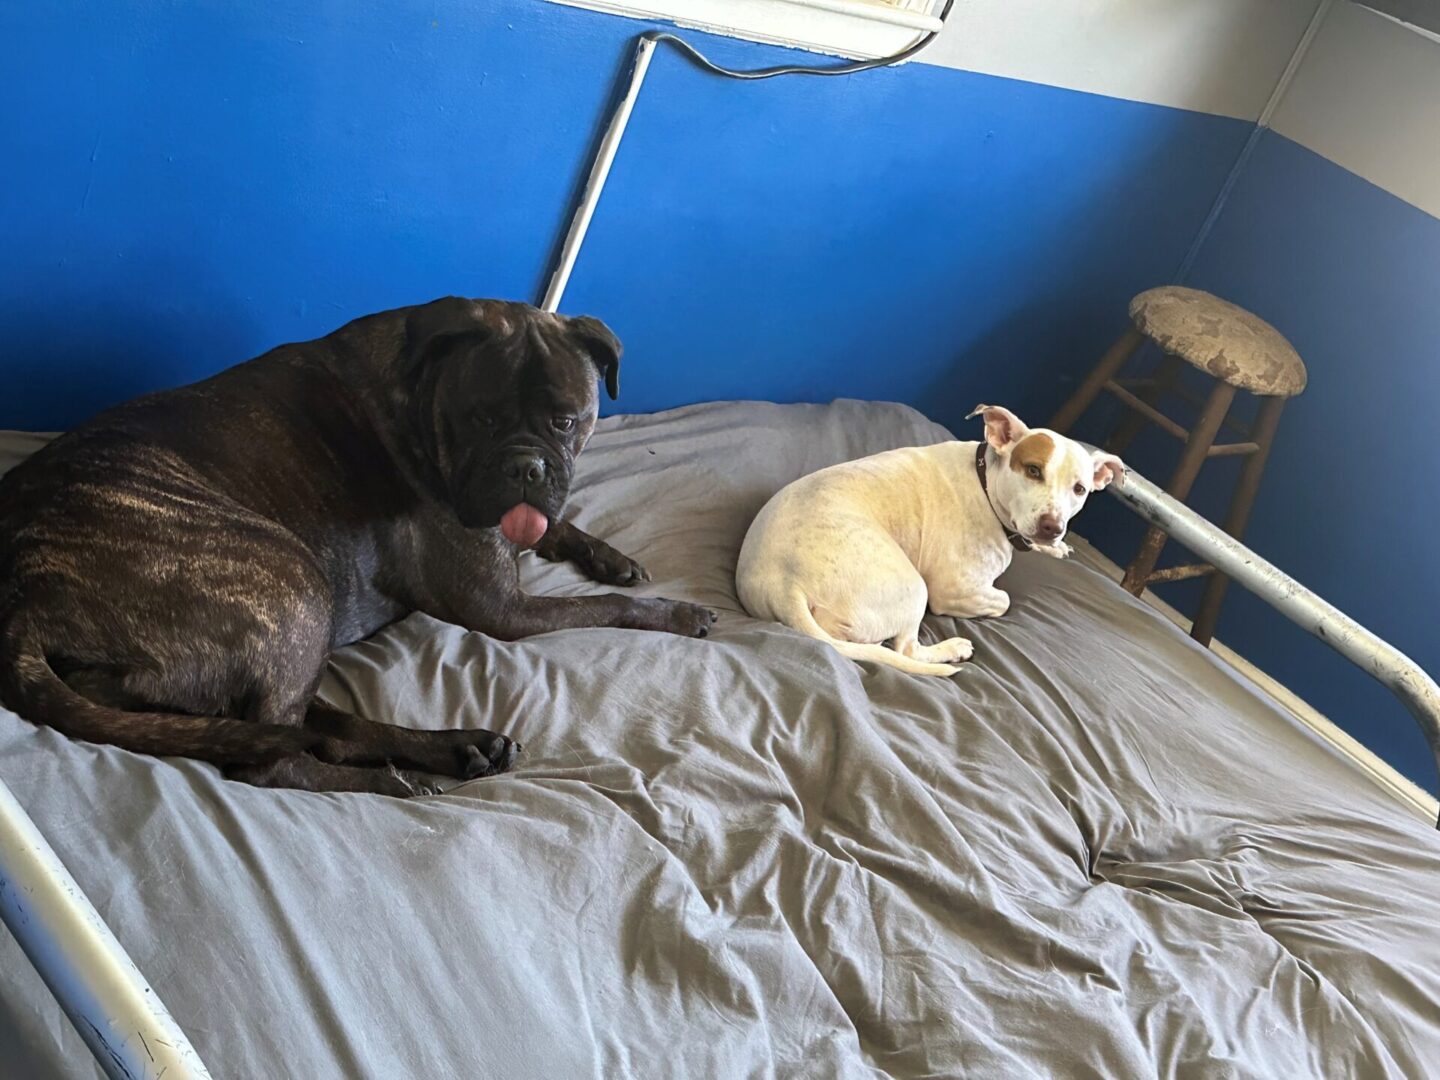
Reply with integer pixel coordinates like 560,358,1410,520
3,399,1438,1078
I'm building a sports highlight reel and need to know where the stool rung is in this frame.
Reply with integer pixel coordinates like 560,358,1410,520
1206,441,1260,458
1146,563,1216,584
1102,380,1189,441
1102,381,1260,460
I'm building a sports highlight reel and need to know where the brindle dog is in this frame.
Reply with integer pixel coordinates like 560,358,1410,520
0,297,715,795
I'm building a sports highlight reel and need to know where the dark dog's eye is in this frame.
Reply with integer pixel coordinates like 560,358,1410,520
552,416,576,433
1074,482,1086,496
1025,464,1043,481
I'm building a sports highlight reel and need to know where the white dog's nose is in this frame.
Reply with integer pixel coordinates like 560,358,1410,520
1034,514,1063,542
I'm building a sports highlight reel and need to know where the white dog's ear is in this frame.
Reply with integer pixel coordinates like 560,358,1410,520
965,404,1029,452
1091,451,1125,490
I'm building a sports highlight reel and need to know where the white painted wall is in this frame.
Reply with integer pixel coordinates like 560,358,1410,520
1270,2,1440,217
542,0,1440,215
924,0,1322,121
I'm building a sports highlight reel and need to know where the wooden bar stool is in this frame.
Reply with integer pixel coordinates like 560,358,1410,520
1049,286,1306,646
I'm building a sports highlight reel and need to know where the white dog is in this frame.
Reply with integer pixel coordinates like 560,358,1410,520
735,405,1124,676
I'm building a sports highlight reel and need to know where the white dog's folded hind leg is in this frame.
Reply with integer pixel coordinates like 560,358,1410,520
778,589,960,677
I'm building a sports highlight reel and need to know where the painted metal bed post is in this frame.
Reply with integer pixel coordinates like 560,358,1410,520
1099,458,1440,828
0,777,211,1079
540,32,658,314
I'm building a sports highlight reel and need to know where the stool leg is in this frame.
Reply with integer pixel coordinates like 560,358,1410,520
1191,396,1287,645
1105,354,1184,456
1049,327,1144,434
1120,380,1237,594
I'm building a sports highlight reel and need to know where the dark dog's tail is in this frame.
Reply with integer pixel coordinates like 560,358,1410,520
0,611,318,766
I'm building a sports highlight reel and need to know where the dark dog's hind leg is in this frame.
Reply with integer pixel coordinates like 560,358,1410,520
303,703,521,780
226,756,447,796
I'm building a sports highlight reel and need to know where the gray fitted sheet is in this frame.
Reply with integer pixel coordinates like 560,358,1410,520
2,400,1438,1079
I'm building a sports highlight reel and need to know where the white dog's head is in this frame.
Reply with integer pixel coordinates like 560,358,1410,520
967,404,1124,547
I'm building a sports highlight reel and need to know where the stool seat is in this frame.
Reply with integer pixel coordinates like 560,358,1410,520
1129,286,1307,397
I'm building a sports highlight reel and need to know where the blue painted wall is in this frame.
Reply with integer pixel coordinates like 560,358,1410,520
1074,130,1440,790
0,0,1247,433
1188,132,1440,789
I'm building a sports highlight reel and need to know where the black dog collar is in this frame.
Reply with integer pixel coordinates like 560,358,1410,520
975,443,1032,553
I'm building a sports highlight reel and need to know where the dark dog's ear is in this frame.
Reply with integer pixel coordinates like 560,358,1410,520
567,316,621,400
404,296,489,354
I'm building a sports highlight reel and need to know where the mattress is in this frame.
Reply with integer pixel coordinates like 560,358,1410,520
2,400,1437,1078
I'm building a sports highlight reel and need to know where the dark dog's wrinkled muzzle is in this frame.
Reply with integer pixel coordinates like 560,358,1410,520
456,445,568,546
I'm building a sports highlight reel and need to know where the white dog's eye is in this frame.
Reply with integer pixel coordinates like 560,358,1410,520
1025,464,1043,481
1073,482,1085,496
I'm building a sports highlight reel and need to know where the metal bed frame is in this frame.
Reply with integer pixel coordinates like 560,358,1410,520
5,30,1439,1078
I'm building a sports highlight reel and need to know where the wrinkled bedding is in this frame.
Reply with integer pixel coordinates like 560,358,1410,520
2,400,1438,1079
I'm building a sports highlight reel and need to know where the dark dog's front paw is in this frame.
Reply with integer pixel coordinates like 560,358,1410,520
659,600,717,639
456,732,522,779
582,541,651,587
409,728,521,780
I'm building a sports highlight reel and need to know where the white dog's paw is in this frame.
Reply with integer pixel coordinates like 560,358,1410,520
1035,540,1072,560
925,637,974,664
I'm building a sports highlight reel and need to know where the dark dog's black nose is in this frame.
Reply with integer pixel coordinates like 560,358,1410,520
502,452,546,486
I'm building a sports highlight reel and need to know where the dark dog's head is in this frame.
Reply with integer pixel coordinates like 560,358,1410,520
401,297,621,546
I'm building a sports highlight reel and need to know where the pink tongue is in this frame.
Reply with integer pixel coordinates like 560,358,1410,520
499,503,548,548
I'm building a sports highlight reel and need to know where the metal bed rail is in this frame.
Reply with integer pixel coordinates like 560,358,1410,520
0,777,211,1079
1100,458,1440,828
